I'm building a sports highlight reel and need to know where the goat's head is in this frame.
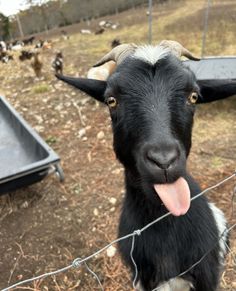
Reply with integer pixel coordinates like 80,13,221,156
56,40,236,216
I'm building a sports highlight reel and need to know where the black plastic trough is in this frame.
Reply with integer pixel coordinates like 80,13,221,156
184,56,236,80
0,95,64,195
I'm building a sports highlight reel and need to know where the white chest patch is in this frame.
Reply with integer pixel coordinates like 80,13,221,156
208,202,228,262
136,277,193,291
133,45,171,65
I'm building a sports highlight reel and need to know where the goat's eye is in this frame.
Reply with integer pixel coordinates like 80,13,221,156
107,97,117,108
188,92,198,104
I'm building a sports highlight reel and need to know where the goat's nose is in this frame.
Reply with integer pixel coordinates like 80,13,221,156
145,144,179,170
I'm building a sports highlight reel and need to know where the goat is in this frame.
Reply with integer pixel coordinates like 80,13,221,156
56,41,236,291
31,51,43,77
61,30,69,40
12,43,24,51
95,27,105,35
35,40,44,49
0,41,7,52
35,39,52,49
22,36,35,46
80,29,92,34
19,50,34,61
0,51,13,63
111,38,121,48
42,40,52,50
52,51,63,75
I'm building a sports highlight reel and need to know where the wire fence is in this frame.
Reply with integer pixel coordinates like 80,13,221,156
2,171,236,291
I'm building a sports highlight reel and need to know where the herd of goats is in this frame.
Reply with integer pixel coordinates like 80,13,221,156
0,35,65,78
0,19,120,79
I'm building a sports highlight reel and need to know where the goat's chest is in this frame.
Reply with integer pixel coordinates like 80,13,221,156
136,277,193,291
135,227,183,270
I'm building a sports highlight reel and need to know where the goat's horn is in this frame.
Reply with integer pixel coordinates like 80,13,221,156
93,43,137,67
160,40,200,61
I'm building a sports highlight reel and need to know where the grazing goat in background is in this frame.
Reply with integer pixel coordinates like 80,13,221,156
0,41,7,52
22,36,35,46
31,51,43,78
19,50,34,61
56,41,236,291
95,27,105,35
52,51,63,75
35,40,44,49
0,51,13,63
111,38,121,48
61,30,69,40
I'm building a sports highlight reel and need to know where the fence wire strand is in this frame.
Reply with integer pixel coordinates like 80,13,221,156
2,171,236,291
84,262,104,291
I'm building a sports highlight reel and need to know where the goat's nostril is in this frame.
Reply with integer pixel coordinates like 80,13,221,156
146,147,179,170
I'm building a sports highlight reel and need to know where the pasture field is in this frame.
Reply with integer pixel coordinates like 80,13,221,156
0,0,235,290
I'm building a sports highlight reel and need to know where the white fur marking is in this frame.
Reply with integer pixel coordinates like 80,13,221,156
133,45,171,65
136,277,193,291
209,202,228,262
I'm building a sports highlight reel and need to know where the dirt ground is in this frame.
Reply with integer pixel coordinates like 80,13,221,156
0,1,236,290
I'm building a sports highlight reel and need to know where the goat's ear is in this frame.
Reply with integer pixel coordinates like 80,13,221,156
56,74,107,103
197,79,236,103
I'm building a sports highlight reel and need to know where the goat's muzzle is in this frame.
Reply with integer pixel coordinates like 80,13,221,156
136,141,190,216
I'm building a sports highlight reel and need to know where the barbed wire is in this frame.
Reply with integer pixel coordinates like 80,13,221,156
2,171,236,291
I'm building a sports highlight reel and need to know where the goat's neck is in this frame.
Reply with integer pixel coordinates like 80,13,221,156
124,169,165,220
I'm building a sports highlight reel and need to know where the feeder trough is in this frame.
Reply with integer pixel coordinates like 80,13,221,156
184,56,236,80
0,95,64,195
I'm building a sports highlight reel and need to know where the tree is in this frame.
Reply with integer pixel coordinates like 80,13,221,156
0,13,10,40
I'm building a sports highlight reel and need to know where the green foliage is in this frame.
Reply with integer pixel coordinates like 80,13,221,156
46,136,57,145
32,84,50,94
0,13,11,40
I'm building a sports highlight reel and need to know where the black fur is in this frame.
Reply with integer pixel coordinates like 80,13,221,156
52,52,64,75
56,53,236,291
197,79,236,103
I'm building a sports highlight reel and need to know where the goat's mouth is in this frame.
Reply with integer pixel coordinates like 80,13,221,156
154,177,190,216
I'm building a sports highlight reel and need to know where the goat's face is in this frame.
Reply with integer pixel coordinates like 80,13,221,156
104,55,199,213
56,42,236,215
106,55,197,181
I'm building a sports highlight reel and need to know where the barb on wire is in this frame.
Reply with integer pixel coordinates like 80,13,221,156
2,171,236,291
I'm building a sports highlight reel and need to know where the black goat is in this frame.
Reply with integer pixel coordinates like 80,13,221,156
0,51,13,63
52,52,63,75
95,27,105,35
56,41,236,291
111,38,121,48
19,50,34,61
22,36,35,46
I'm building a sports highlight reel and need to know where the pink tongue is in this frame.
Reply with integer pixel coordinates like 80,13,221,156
154,177,190,216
